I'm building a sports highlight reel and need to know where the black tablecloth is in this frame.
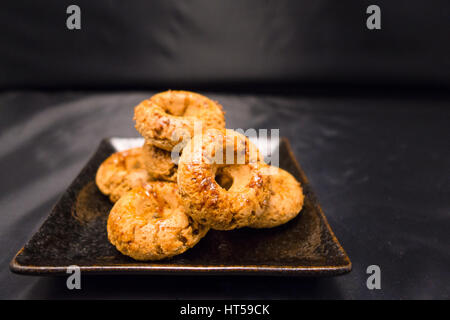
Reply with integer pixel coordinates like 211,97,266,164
0,90,449,299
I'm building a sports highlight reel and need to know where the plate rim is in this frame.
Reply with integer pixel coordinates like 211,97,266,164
10,137,352,277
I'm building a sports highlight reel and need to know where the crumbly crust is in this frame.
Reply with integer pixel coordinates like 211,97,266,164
249,167,304,228
95,147,152,203
177,129,270,230
134,90,225,151
142,142,178,182
107,182,209,261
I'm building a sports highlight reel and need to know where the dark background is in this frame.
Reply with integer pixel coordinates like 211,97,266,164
0,1,449,299
1,0,450,89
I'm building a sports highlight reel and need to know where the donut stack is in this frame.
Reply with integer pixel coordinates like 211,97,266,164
96,90,304,261
135,90,226,182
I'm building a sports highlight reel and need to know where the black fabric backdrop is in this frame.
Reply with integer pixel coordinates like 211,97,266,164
1,0,450,89
0,1,449,300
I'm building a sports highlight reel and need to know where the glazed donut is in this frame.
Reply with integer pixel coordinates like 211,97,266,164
95,148,152,203
134,90,225,151
107,182,209,261
142,142,178,182
177,129,270,230
249,167,304,228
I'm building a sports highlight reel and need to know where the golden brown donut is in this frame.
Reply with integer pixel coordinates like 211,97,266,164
107,182,209,261
95,147,152,203
249,167,304,228
177,129,270,230
142,142,178,182
134,90,226,151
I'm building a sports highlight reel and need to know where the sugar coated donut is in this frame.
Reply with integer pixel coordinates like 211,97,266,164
95,147,152,203
249,167,304,228
177,129,270,230
107,182,209,261
134,90,225,151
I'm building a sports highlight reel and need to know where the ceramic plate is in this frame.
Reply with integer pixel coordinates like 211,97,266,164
11,137,351,276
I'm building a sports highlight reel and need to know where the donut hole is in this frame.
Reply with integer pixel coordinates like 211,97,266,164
215,171,234,191
214,165,254,192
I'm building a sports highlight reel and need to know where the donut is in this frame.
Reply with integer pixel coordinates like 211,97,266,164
142,142,178,182
134,90,226,151
177,129,271,230
107,182,209,261
249,167,304,228
95,147,152,203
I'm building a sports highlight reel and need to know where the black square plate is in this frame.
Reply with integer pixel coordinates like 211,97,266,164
10,138,351,276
